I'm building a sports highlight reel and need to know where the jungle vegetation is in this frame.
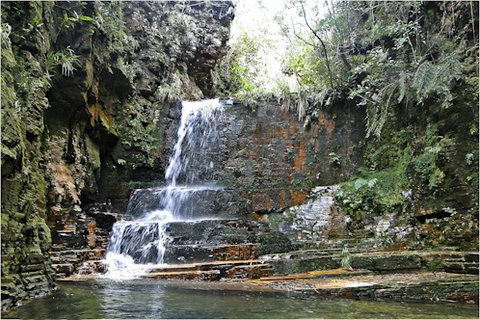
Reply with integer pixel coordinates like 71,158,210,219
213,0,479,248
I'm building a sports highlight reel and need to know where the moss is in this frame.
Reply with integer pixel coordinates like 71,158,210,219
336,128,412,219
337,109,478,248
1,34,25,168
114,105,161,170
412,123,456,193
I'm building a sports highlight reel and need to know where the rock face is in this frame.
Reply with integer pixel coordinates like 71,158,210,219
158,100,364,217
112,219,292,265
120,98,366,219
219,101,365,214
1,1,234,310
162,219,292,263
1,4,57,309
267,186,344,245
267,185,416,251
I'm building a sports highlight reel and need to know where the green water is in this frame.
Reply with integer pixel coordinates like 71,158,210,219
3,281,478,319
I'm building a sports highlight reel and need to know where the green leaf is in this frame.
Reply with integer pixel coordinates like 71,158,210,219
354,178,368,190
79,15,94,22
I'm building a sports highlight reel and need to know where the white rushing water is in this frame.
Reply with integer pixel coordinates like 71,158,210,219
103,99,224,279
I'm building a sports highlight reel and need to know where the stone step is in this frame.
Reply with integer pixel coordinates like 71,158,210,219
253,270,479,304
49,249,90,255
20,263,45,272
257,268,372,281
262,250,480,275
226,264,273,279
148,259,265,273
62,259,273,281
76,260,106,275
52,263,74,275
114,218,291,265
142,270,221,281
87,249,106,260
465,252,480,262
144,260,273,281
165,244,259,264
444,261,479,274
126,187,230,219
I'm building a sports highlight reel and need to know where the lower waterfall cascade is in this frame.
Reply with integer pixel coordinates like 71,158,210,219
103,99,225,279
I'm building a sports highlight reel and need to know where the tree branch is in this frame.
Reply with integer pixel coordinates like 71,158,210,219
291,17,315,47
299,1,336,87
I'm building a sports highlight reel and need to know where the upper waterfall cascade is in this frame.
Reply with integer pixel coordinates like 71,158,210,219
104,99,225,279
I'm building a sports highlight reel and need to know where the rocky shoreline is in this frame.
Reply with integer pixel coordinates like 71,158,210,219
59,247,479,304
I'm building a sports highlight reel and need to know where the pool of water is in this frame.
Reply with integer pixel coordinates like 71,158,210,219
3,281,479,319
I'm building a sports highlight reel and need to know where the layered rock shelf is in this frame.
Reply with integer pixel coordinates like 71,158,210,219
254,270,478,303
57,188,479,304
61,248,478,304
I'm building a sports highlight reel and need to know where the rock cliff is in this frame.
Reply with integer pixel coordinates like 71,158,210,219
1,0,234,310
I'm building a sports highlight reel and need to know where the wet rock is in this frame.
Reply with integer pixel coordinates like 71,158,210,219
262,250,480,276
257,271,479,303
267,186,343,245
109,219,292,265
226,264,273,279
164,219,292,261
125,186,237,219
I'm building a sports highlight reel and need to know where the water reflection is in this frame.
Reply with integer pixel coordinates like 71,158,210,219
3,281,478,319
99,283,166,318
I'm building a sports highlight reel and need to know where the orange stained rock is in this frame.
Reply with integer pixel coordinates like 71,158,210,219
274,125,289,140
293,143,307,172
49,163,79,202
290,190,307,205
289,121,298,135
86,220,97,247
143,270,220,280
313,278,376,289
247,147,258,159
216,244,259,261
277,191,286,208
252,192,273,212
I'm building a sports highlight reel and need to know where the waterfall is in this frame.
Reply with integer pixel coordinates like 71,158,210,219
103,99,224,279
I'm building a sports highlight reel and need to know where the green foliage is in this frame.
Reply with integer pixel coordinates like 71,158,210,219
336,128,412,219
61,11,93,29
412,123,455,191
364,127,414,171
92,1,128,64
212,31,269,97
275,1,478,138
336,165,409,220
336,121,460,224
465,153,475,165
31,16,43,28
282,45,328,88
328,152,341,166
45,46,80,78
